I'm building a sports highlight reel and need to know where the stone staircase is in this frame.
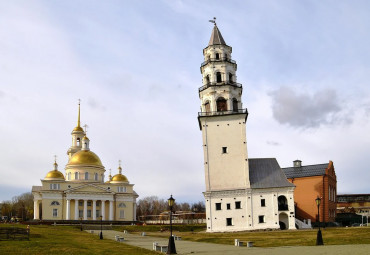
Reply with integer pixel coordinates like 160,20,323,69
295,218,312,229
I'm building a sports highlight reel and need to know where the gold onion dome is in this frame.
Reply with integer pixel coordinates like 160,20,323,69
45,160,65,180
68,150,103,166
111,164,128,182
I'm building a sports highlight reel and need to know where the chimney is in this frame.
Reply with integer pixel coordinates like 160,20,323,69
293,160,302,168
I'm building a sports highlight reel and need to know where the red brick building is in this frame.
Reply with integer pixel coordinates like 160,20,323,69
282,160,337,223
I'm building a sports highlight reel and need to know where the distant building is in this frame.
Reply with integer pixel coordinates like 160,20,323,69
336,194,370,226
282,160,337,223
32,103,138,222
198,23,296,232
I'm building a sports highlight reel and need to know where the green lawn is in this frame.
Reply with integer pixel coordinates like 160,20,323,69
119,224,370,247
0,224,158,255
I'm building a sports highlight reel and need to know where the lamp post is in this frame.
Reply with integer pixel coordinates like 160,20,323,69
80,217,83,231
167,195,177,254
100,215,103,239
315,197,324,245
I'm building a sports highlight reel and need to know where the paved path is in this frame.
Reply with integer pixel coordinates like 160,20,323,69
87,230,370,255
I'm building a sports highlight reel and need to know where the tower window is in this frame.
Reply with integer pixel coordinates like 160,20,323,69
205,75,210,84
259,215,265,223
77,138,80,146
215,203,222,210
232,98,238,112
85,172,89,180
204,101,210,113
261,199,266,207
222,147,228,154
227,203,231,210
215,53,220,60
94,173,98,181
229,73,233,83
235,201,241,209
216,97,227,112
226,218,233,226
216,72,222,83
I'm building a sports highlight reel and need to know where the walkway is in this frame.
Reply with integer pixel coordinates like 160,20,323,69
88,230,370,255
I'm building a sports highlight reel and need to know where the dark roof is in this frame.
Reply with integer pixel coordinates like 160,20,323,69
282,163,328,178
209,25,226,46
249,158,294,189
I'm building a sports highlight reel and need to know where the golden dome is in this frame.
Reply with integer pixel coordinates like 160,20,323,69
111,174,128,182
69,150,103,166
73,126,84,132
45,170,65,179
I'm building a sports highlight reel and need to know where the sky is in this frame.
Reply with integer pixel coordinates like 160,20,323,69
1,0,370,203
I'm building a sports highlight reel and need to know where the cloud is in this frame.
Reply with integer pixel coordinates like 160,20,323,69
266,140,280,146
269,86,349,129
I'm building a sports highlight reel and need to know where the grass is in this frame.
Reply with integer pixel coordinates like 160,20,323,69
119,224,370,247
0,224,158,255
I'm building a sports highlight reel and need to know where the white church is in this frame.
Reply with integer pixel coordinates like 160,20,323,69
198,22,296,232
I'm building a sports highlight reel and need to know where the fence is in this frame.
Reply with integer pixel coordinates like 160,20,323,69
0,227,29,241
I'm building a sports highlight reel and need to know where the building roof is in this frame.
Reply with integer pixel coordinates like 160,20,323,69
282,163,328,178
209,25,226,46
32,186,42,192
249,158,294,189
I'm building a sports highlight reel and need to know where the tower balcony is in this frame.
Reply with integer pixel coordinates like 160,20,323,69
198,108,248,117
201,57,236,67
199,81,242,93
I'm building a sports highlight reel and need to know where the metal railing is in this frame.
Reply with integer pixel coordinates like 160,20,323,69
199,81,242,92
201,57,237,67
198,108,248,117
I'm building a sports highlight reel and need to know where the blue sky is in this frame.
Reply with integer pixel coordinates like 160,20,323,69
1,0,370,203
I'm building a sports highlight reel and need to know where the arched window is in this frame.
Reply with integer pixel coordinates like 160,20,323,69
85,172,89,180
75,172,79,180
216,72,222,83
205,75,210,84
68,172,71,180
215,53,220,59
94,173,98,181
77,138,80,146
229,73,233,83
216,97,227,112
232,98,238,112
278,196,288,211
118,203,126,208
51,201,60,206
204,101,211,113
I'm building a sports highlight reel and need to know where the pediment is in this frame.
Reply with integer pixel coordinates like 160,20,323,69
65,183,114,194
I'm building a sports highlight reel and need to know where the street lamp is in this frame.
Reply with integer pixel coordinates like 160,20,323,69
167,195,177,254
100,215,103,239
315,196,324,245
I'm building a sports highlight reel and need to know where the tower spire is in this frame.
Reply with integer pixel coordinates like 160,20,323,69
73,99,84,132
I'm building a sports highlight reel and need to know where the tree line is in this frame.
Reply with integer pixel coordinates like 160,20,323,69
0,192,34,221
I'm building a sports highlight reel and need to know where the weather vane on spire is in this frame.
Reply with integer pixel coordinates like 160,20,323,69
209,17,216,25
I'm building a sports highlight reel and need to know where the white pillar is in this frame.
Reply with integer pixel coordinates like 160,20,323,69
34,200,39,220
75,200,79,220
66,199,71,220
93,200,97,220
109,200,114,221
102,200,106,220
83,200,87,220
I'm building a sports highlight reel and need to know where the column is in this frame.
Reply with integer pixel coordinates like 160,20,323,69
75,199,79,220
83,200,87,220
102,200,106,220
133,203,137,221
34,200,39,220
109,200,114,221
66,199,71,220
93,200,97,220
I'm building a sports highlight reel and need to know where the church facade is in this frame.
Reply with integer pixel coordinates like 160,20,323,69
198,23,296,232
32,104,138,222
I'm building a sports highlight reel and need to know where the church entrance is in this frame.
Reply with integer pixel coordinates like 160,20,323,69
279,213,289,230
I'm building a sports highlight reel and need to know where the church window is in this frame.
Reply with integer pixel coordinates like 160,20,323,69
232,99,238,112
118,203,127,208
120,210,125,219
261,199,266,207
79,210,83,218
215,53,220,59
226,203,231,210
78,201,83,206
118,187,127,192
216,97,227,112
222,147,228,154
94,173,98,181
51,201,60,206
235,201,241,209
75,172,79,180
85,172,89,180
278,196,288,211
96,201,100,207
87,210,91,218
53,209,58,217
205,75,210,84
216,72,222,83
215,203,221,210
258,215,265,223
77,138,80,146
87,201,92,207
226,218,233,226
50,184,60,190
96,210,100,218
204,101,211,113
